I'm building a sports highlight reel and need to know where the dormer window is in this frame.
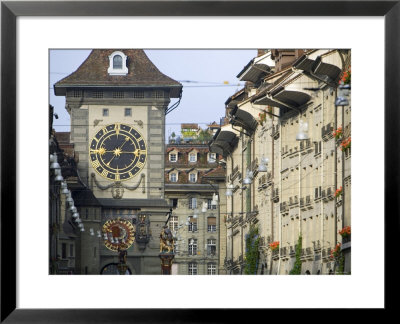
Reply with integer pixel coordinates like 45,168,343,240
108,51,128,76
189,152,197,163
113,55,123,69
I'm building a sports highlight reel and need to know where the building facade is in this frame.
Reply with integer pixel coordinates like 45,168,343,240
164,137,226,275
210,49,351,275
53,49,182,274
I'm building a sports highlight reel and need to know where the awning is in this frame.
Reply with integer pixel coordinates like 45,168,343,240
237,52,274,83
293,52,342,84
273,89,311,108
229,105,258,133
209,124,239,158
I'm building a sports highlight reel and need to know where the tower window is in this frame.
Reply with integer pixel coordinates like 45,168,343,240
73,90,82,98
113,91,124,98
125,108,132,116
103,108,109,117
92,91,103,98
113,55,123,69
133,91,144,98
107,51,129,76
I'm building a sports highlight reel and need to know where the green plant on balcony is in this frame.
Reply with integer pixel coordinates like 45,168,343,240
340,137,351,152
267,106,273,119
330,243,345,274
332,126,343,140
339,226,351,238
244,225,260,275
339,67,351,85
258,110,267,126
289,234,302,275
335,186,343,198
269,241,279,251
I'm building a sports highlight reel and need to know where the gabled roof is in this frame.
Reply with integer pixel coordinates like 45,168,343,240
202,166,226,180
54,49,182,97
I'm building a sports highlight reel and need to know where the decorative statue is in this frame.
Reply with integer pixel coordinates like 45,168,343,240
118,246,127,264
159,225,174,253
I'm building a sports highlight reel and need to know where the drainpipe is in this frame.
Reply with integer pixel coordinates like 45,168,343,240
230,152,234,274
276,119,282,275
321,90,325,272
334,89,338,251
269,118,275,274
342,103,345,227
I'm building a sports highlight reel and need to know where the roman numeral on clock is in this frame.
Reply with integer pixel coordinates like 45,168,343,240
92,159,100,168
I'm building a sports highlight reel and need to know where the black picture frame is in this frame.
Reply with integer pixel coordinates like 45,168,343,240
1,0,397,322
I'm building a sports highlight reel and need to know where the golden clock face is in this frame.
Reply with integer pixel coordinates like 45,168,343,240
89,123,147,181
102,218,135,251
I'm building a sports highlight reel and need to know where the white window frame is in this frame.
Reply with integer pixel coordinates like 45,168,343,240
189,173,197,183
208,152,216,163
169,153,177,162
170,172,177,182
189,152,197,162
188,262,197,275
188,197,197,209
207,263,216,275
107,51,129,75
207,217,217,232
207,199,217,210
168,216,178,232
188,239,197,256
207,239,217,256
188,219,197,232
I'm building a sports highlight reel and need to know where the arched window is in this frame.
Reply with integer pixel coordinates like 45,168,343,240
113,55,123,69
108,51,128,75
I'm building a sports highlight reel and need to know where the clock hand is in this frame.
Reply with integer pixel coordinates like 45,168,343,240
116,149,141,157
106,154,117,166
118,136,130,151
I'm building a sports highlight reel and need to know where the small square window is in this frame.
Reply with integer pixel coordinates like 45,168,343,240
113,91,124,98
92,91,103,98
73,90,82,98
103,108,109,117
152,90,164,98
133,91,144,98
125,108,132,117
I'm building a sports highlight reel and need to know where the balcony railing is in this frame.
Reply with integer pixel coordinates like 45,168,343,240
322,123,334,140
273,188,279,202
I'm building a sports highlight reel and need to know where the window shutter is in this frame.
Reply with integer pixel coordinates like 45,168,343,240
207,217,216,226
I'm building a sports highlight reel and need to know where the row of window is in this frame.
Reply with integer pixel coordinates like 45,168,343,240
188,239,217,256
169,216,217,232
169,172,198,183
188,262,216,275
189,197,217,210
71,89,166,99
169,152,216,163
102,108,132,117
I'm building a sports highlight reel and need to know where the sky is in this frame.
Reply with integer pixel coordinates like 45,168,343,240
49,49,256,138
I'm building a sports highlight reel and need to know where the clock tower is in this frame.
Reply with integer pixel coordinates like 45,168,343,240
54,49,182,274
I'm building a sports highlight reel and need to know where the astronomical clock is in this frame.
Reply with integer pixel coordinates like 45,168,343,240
54,49,182,274
89,123,147,182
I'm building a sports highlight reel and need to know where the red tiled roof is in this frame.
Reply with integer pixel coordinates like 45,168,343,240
203,166,226,178
54,49,182,97
181,123,199,129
